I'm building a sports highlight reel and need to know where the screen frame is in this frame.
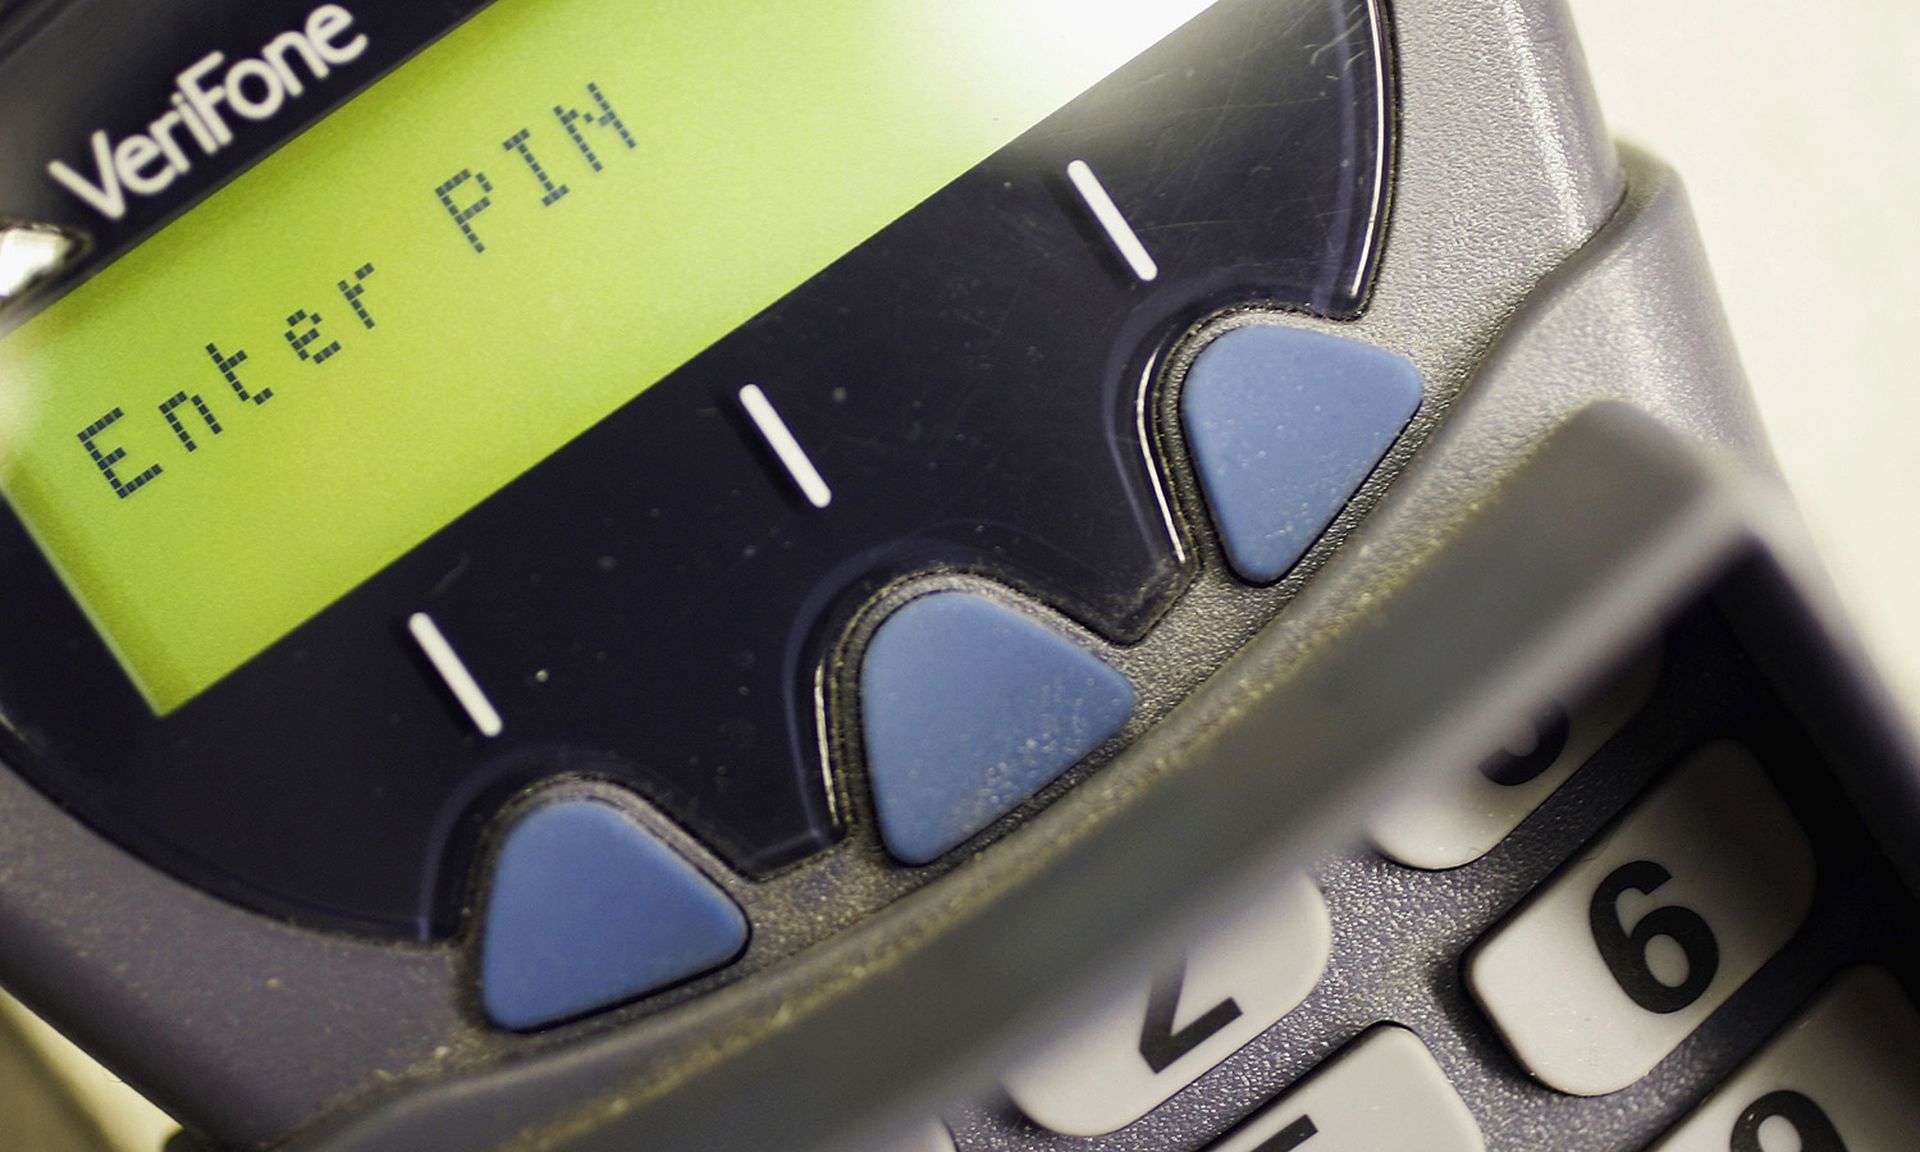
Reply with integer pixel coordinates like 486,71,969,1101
0,0,1394,938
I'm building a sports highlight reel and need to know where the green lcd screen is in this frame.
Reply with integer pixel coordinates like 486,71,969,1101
0,0,1211,713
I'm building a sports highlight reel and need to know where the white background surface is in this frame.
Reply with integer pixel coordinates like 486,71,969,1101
1567,0,1920,719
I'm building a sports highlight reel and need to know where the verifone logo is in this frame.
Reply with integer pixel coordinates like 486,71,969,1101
46,5,370,221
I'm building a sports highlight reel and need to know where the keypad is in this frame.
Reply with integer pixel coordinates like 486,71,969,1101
1468,740,1816,1095
954,613,1915,1152
1001,873,1331,1136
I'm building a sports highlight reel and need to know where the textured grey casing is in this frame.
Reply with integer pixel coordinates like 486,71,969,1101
4,0,1902,1149
287,405,1920,1152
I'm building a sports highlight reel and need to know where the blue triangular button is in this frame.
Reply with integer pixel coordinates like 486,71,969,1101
1181,325,1423,583
480,799,747,1030
861,592,1135,865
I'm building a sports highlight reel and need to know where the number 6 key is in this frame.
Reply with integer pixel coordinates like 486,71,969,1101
1467,740,1816,1095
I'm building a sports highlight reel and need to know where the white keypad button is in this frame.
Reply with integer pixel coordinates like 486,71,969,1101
1368,649,1659,870
1002,873,1332,1136
1468,740,1816,1095
1209,1028,1484,1152
867,1119,956,1152
1649,968,1920,1152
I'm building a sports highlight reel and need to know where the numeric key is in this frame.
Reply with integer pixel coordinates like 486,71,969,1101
1002,873,1330,1136
1368,650,1659,870
1648,968,1920,1151
1205,1028,1484,1152
1467,741,1815,1095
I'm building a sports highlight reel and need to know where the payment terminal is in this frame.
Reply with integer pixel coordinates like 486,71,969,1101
0,1,1915,1149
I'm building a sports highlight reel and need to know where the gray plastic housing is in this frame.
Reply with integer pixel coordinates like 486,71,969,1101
5,0,1906,1149
284,414,1920,1152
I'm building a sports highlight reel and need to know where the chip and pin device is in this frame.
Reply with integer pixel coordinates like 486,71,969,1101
0,1,1915,1150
